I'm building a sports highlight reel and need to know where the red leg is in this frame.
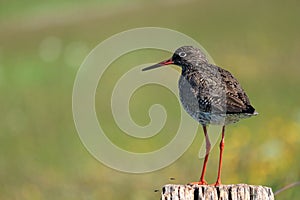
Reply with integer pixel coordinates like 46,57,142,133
198,125,211,184
215,126,225,186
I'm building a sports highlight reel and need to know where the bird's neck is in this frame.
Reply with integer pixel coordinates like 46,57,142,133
181,63,210,77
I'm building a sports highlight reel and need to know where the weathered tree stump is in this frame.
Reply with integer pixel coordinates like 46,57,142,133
161,184,274,200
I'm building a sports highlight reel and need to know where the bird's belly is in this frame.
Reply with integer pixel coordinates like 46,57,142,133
180,98,251,125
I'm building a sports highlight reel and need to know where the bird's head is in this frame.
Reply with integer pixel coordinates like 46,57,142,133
142,46,208,72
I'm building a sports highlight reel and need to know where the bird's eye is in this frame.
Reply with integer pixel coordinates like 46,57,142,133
178,52,187,57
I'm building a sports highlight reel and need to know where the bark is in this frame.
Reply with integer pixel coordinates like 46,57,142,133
161,184,274,200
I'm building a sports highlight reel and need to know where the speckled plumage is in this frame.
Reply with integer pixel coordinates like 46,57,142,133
173,46,257,125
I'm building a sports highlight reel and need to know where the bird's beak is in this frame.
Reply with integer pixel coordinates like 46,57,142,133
142,58,174,71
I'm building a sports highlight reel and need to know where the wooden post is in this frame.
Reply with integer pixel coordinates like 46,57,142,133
161,184,275,200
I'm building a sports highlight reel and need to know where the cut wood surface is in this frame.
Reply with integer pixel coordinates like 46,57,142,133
161,184,274,200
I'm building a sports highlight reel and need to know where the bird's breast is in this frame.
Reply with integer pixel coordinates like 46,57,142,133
178,75,202,121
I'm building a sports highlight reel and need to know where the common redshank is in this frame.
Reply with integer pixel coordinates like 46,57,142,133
142,46,257,186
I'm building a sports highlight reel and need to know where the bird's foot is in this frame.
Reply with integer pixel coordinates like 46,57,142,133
188,180,208,185
213,180,222,186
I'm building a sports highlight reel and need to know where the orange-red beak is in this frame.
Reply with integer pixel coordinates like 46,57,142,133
142,58,174,71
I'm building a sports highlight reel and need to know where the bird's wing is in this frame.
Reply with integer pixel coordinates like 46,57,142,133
217,67,255,114
183,65,255,115
192,65,255,114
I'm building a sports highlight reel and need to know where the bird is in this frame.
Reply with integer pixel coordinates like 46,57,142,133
142,46,257,186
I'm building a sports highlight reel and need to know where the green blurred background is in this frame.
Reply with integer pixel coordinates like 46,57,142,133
1,0,300,199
